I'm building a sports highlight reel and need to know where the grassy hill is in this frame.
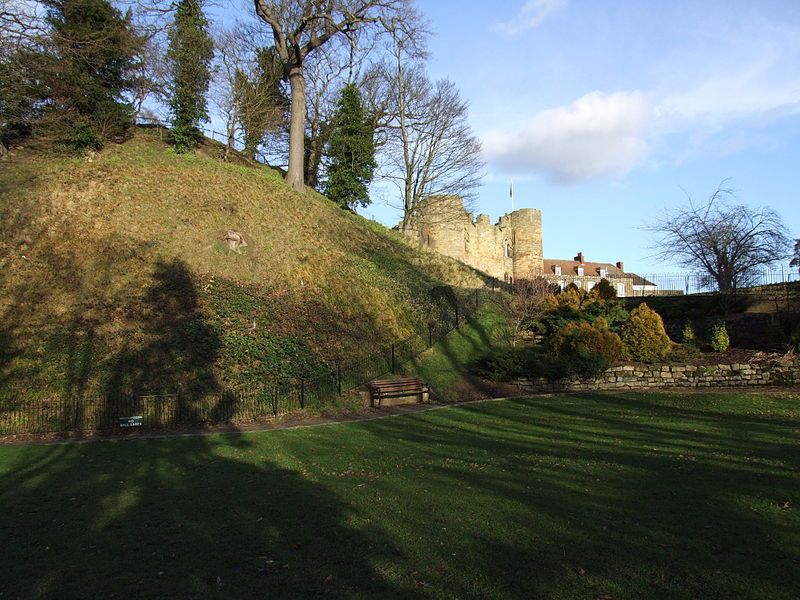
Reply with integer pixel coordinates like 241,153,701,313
0,129,487,402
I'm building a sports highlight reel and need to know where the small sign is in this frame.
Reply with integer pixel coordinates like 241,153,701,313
119,415,144,428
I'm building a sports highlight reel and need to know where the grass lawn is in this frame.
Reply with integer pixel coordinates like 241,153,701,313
1,392,798,599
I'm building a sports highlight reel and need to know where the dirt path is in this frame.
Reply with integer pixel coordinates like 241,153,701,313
2,386,798,447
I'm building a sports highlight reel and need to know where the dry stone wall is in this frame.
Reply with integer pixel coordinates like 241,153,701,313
515,359,800,393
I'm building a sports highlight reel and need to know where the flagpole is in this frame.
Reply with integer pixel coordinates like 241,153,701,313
510,180,514,213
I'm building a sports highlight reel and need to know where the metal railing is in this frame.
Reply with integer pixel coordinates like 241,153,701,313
0,287,490,435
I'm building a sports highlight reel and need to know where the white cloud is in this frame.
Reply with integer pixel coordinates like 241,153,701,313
483,91,652,184
496,0,568,35
655,61,800,131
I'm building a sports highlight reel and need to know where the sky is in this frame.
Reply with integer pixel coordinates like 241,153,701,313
358,0,800,274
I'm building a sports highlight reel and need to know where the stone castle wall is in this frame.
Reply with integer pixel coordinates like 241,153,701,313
406,196,544,281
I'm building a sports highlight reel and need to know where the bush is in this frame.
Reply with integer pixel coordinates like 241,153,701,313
708,319,730,352
681,318,696,343
471,347,535,381
471,347,609,382
621,303,671,362
549,320,624,363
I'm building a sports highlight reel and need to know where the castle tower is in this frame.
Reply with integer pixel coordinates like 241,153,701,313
509,208,544,280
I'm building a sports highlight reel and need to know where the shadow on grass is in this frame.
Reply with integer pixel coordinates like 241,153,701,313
318,393,798,598
0,393,798,598
0,433,410,598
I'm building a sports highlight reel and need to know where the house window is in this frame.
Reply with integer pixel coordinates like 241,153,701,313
587,281,596,291
599,268,608,278
616,283,626,298
574,280,581,289
554,265,562,276
577,267,584,277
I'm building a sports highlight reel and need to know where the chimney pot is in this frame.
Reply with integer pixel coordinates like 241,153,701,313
616,261,624,271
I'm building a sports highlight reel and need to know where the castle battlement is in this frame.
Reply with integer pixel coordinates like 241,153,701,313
404,197,544,282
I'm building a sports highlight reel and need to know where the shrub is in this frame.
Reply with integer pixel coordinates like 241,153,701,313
549,320,624,364
708,319,730,352
621,303,671,362
471,347,609,382
681,318,696,343
471,347,534,381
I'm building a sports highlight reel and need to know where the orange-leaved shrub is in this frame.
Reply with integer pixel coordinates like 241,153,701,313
549,319,625,364
621,303,671,362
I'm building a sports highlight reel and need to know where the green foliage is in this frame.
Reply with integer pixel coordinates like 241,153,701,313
323,83,377,209
33,0,141,150
708,319,730,352
549,320,624,364
621,303,672,362
539,303,585,334
167,0,213,152
471,347,608,381
681,318,697,343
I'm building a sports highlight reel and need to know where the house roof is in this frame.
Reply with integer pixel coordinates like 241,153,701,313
543,259,624,277
630,274,657,287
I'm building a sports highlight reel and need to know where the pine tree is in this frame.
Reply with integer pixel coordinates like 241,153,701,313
324,84,376,209
38,0,141,151
167,0,213,153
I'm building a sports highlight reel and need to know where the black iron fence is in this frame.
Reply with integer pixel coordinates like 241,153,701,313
0,287,491,435
616,269,800,297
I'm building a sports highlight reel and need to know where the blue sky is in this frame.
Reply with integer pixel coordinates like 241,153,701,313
360,0,800,274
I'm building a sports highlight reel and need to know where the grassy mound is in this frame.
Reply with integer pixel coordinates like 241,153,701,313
0,129,487,401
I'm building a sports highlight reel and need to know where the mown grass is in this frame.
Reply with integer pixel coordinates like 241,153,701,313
1,392,797,599
403,299,508,400
0,130,488,400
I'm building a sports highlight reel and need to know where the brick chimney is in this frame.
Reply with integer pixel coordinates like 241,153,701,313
574,252,584,263
616,261,624,271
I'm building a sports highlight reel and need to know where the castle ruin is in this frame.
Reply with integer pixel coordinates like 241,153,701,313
404,196,544,282
403,196,652,296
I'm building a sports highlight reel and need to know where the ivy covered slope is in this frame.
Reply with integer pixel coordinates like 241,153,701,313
0,129,485,401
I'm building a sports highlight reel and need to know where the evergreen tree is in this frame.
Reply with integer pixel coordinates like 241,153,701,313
166,0,213,153
38,0,141,151
323,84,376,210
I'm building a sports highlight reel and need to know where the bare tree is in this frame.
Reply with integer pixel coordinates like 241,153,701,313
252,0,410,193
500,277,557,347
377,26,484,230
791,239,800,275
646,181,792,291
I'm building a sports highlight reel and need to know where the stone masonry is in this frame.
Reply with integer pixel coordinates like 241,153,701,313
404,195,544,283
515,358,800,393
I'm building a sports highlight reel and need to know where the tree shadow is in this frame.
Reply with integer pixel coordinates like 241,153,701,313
0,433,410,598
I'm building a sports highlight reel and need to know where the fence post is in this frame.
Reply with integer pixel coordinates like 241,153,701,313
475,288,479,309
337,363,342,396
391,343,396,374
300,378,305,409
428,322,433,347
455,303,460,329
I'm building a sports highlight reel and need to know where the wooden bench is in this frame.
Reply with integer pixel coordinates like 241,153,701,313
369,377,430,407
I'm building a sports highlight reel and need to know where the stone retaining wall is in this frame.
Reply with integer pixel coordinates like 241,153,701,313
516,358,800,393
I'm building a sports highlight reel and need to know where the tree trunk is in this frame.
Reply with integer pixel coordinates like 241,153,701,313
286,66,306,192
